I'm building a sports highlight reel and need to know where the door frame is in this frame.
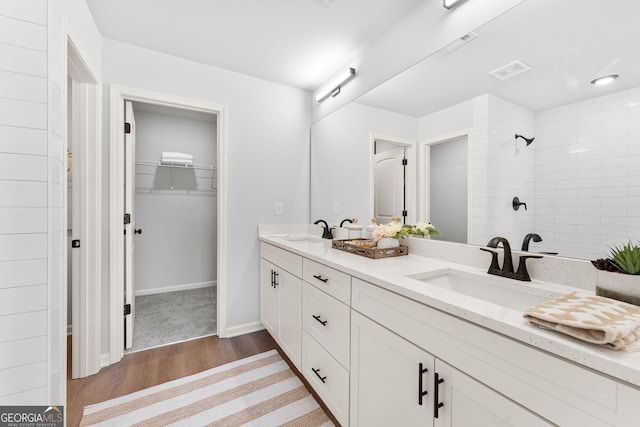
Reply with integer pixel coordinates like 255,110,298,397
67,36,102,378
419,129,473,243
369,134,417,225
108,85,228,364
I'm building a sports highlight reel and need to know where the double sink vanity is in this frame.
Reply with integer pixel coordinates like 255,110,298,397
258,225,640,426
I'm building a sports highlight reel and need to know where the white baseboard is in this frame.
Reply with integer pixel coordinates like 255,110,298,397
100,353,110,368
135,280,216,296
223,321,265,338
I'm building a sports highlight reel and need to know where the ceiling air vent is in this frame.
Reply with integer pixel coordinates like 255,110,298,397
489,60,531,80
435,32,478,57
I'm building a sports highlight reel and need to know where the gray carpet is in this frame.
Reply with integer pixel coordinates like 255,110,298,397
127,286,217,353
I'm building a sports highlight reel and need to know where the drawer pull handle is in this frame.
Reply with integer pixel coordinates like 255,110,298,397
313,274,328,283
312,314,328,326
312,367,327,383
434,372,444,418
418,362,429,406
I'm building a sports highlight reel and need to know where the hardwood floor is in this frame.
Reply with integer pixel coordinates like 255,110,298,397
66,331,338,426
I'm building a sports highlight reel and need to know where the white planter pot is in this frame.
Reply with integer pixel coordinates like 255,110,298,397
377,237,400,249
596,270,640,306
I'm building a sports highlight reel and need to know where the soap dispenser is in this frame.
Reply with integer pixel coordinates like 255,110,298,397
346,218,362,239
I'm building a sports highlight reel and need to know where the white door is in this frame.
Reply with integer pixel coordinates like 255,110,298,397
374,146,406,224
70,80,82,377
124,101,136,349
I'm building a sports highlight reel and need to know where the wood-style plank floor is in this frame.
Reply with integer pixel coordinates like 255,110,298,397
67,331,337,427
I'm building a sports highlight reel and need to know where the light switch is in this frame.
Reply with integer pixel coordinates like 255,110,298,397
275,202,284,215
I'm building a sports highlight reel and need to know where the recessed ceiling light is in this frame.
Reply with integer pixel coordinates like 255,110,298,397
590,74,619,86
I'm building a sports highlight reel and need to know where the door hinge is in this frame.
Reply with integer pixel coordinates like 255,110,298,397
124,213,131,225
71,239,80,248
124,304,131,315
402,158,408,166
124,122,131,134
402,210,408,217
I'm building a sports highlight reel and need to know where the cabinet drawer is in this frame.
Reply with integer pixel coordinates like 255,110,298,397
303,283,350,368
302,331,349,426
260,242,302,278
303,258,351,304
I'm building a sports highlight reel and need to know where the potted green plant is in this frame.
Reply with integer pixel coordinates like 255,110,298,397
593,241,640,305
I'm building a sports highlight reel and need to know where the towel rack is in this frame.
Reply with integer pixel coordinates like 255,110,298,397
135,160,217,190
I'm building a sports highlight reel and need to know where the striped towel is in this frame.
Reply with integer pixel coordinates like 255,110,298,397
524,292,640,351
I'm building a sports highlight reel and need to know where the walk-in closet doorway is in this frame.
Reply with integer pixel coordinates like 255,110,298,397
109,86,228,364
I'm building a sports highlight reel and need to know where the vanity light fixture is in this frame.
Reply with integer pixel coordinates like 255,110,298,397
443,0,468,9
590,74,619,86
314,67,356,102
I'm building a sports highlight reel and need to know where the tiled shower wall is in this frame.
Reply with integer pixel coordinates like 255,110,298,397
534,87,640,260
0,0,66,405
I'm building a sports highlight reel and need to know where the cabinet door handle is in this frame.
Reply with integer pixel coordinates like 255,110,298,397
434,372,444,418
418,362,429,406
312,367,327,383
313,274,328,283
273,271,279,288
312,314,328,326
270,270,275,287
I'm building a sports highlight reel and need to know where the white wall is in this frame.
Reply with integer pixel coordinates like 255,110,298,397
101,38,311,340
133,108,217,294
311,102,416,226
534,86,640,260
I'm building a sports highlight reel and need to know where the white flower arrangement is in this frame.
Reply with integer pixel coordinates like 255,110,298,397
412,222,440,237
372,218,439,241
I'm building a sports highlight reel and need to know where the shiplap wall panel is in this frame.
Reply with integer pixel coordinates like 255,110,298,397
0,285,47,316
0,208,47,234
0,362,46,398
0,387,47,405
0,16,46,51
0,125,47,155
0,181,47,207
0,43,47,77
0,0,47,25
0,98,47,129
0,70,47,103
0,310,47,343
0,259,47,289
0,234,46,260
0,153,47,181
0,337,47,370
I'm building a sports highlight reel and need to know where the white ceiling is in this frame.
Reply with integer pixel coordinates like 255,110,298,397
357,0,640,117
86,0,425,91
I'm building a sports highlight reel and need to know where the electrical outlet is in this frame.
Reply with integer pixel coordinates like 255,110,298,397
333,202,340,214
274,202,284,216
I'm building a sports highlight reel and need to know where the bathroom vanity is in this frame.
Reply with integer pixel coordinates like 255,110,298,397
259,226,640,427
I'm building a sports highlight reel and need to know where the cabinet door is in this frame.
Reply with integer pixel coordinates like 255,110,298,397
351,311,435,427
259,259,278,337
278,268,302,370
435,361,553,427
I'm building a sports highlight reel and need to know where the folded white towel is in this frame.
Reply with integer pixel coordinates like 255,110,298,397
160,158,193,166
524,292,640,351
161,151,193,161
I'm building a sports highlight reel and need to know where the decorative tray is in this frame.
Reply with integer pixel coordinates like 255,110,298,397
332,238,408,259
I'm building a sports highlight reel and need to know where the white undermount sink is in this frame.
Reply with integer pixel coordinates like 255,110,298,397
406,269,560,311
273,234,324,242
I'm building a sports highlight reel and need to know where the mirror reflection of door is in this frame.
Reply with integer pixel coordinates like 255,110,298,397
429,136,468,243
374,141,406,224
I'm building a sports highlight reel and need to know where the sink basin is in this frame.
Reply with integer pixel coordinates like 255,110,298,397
406,269,559,311
277,234,324,242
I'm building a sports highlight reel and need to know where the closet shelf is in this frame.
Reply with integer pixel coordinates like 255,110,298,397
135,160,216,171
135,159,217,191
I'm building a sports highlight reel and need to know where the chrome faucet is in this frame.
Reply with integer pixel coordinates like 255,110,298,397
480,236,542,281
521,233,542,251
313,219,333,239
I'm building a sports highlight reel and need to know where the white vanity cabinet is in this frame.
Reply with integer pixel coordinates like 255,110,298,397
351,311,551,427
259,243,302,370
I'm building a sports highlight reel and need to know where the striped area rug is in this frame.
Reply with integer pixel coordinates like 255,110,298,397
80,350,335,426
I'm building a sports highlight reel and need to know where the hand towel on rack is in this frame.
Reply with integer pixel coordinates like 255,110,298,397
161,151,193,161
523,292,640,351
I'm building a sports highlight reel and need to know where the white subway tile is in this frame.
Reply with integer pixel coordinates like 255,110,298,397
0,153,46,181
0,98,47,129
602,176,637,188
0,259,46,289
0,337,46,370
0,208,47,234
0,284,46,315
0,44,46,77
0,361,46,397
0,125,46,155
0,233,46,261
0,16,46,51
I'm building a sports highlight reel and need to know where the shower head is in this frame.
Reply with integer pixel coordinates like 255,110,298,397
515,134,535,146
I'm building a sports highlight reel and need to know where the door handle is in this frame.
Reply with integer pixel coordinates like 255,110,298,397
134,229,142,235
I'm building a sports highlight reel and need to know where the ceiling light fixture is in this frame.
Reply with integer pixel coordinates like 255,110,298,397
314,67,356,102
590,74,619,86
443,0,468,9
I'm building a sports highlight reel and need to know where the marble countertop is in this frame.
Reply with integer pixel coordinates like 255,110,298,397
259,232,640,388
